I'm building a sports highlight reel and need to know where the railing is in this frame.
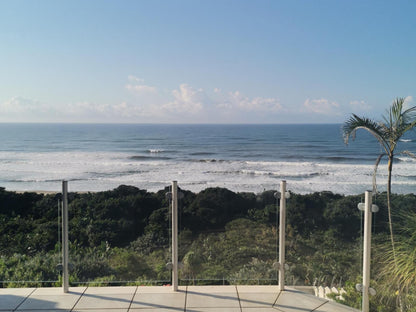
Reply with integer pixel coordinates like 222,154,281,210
0,180,378,311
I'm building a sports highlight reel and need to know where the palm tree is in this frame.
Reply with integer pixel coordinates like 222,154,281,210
377,210,416,310
342,97,416,253
343,98,416,312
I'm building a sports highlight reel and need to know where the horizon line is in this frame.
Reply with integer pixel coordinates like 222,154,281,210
0,121,343,126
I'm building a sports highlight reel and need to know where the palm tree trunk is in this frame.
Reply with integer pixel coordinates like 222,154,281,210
387,156,395,253
387,156,403,312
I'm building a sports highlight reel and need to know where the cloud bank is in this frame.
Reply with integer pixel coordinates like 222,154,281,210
0,96,46,114
302,98,340,115
349,100,372,111
125,75,157,94
1,76,412,123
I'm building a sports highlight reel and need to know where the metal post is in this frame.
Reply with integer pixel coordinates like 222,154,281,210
362,191,372,312
279,180,287,291
171,181,178,291
62,181,69,293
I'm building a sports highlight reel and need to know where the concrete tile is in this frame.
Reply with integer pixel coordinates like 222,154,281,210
238,292,278,308
242,309,281,312
185,308,241,312
136,286,186,293
314,301,359,312
16,310,70,312
17,292,82,310
273,289,328,312
31,287,86,295
0,288,35,310
291,286,315,296
84,286,137,294
131,291,186,309
186,285,236,293
186,288,239,308
74,293,134,309
0,295,29,310
129,309,183,312
73,309,128,312
0,287,36,296
237,285,280,293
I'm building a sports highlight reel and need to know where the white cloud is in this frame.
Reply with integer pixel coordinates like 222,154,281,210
1,79,286,123
216,90,282,112
303,98,340,115
0,96,46,114
65,101,166,120
126,84,157,93
66,101,111,115
112,102,130,117
232,92,281,111
163,84,205,113
123,77,282,119
403,95,413,109
125,75,157,94
127,75,144,83
112,101,166,118
350,100,372,111
112,101,143,118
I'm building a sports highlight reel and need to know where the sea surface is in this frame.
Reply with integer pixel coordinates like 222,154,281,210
0,123,415,195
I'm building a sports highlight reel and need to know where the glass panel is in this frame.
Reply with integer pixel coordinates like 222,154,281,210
68,185,171,286
284,193,362,289
2,182,365,290
178,187,279,285
0,190,61,287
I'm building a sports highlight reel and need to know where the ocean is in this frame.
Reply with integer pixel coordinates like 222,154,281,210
0,123,415,195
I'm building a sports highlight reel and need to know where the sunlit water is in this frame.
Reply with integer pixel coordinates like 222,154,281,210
1,123,415,194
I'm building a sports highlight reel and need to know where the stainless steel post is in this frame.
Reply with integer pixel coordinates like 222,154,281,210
362,191,372,312
279,180,287,291
62,180,69,293
172,181,178,291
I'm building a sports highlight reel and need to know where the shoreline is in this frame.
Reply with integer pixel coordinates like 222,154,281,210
14,190,92,195
7,185,414,197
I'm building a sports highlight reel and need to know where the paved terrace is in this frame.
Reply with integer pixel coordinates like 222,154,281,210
0,285,359,312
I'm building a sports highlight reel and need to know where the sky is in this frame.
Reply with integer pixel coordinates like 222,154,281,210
0,0,415,124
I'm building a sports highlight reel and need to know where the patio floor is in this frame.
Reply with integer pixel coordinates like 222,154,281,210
0,285,359,312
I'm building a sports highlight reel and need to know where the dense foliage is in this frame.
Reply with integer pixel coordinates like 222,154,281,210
0,185,415,311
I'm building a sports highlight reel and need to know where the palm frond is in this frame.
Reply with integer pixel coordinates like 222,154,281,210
342,114,389,153
378,235,416,294
402,106,416,123
396,209,416,243
391,98,404,122
392,98,416,138
401,97,416,121
400,102,416,136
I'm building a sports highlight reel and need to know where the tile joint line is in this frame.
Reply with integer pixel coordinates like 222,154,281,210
235,285,242,311
183,285,188,312
310,299,329,312
69,286,88,312
272,289,283,307
13,287,37,311
127,285,139,311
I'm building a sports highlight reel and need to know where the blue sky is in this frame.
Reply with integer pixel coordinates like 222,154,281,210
0,0,415,123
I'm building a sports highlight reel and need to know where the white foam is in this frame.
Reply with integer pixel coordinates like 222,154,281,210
397,156,416,162
0,151,415,195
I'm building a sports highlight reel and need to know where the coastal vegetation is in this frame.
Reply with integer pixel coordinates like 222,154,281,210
0,185,415,311
343,98,416,311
